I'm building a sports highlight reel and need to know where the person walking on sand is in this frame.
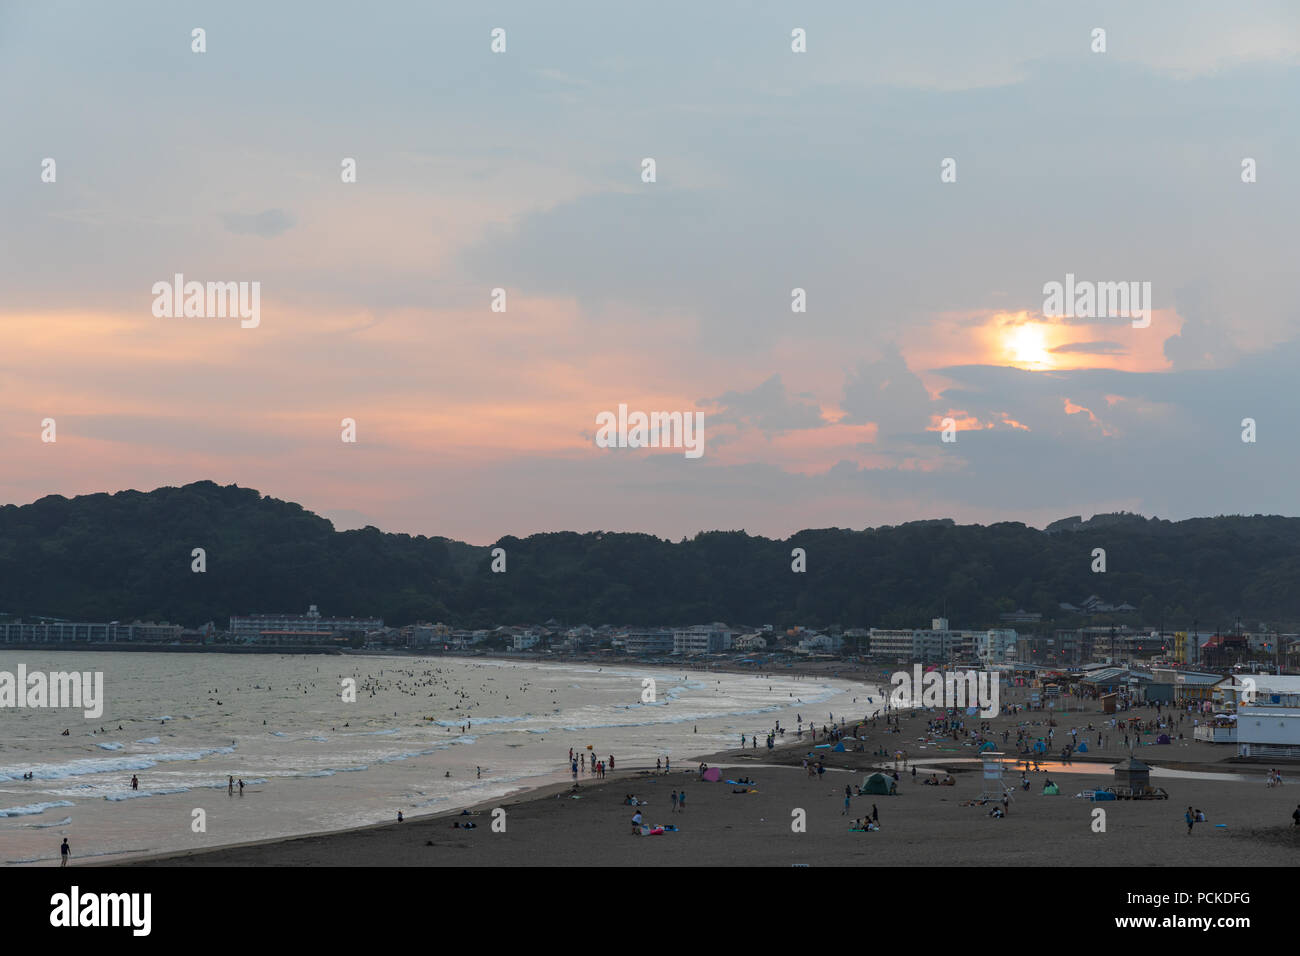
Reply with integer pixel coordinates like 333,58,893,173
60,838,70,867
238,778,245,795
871,804,879,824
228,775,234,795
671,790,679,813
678,789,686,813
1185,806,1195,834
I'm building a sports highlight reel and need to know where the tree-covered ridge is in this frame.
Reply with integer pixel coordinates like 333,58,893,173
1,481,1297,630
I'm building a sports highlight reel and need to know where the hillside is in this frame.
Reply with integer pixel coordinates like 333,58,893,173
1,482,1298,629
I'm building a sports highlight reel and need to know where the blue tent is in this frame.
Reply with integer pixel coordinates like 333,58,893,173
832,742,846,752
1076,742,1088,753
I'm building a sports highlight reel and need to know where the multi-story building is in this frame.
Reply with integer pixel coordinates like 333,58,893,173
977,629,1018,666
512,631,541,651
0,620,183,644
869,619,982,664
673,623,733,655
228,605,382,644
625,629,675,655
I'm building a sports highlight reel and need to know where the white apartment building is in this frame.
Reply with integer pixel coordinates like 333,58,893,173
673,623,733,655
869,618,985,663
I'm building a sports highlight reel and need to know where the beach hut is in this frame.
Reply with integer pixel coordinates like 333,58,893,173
861,772,891,794
1112,756,1152,790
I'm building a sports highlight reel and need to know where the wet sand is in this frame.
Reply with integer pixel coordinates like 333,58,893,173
121,687,1300,866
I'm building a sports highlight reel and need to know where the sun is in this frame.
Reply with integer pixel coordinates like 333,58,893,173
1005,323,1053,369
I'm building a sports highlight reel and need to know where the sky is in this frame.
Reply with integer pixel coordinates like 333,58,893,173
2,1,1299,544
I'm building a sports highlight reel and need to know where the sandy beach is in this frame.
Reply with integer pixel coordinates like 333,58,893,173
121,686,1300,866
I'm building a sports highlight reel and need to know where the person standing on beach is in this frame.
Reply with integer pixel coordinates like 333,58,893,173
671,790,679,813
1185,806,1195,834
609,754,614,771
228,775,234,795
60,838,70,867
1291,804,1300,826
871,804,878,824
678,789,686,813
238,779,245,795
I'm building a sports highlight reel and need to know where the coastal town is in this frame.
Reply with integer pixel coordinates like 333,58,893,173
5,603,1300,758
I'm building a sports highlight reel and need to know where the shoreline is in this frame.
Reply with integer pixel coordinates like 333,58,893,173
111,697,1300,868
114,692,1280,866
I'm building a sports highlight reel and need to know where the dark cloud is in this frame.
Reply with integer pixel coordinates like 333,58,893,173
699,375,825,437
1051,341,1126,355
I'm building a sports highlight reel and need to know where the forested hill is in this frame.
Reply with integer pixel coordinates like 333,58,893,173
1,482,1298,630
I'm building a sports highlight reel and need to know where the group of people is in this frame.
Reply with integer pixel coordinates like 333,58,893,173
1266,768,1286,787
568,748,615,780
921,773,954,786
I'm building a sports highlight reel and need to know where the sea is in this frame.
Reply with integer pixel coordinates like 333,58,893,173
0,651,872,865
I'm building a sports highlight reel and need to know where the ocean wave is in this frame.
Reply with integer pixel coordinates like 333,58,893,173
104,787,190,801
0,800,75,818
134,737,161,745
96,742,124,751
0,745,236,783
23,815,73,828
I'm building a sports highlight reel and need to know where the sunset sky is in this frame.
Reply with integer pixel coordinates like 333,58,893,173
3,1,1299,543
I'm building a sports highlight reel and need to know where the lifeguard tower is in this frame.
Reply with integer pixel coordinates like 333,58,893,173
979,750,1015,802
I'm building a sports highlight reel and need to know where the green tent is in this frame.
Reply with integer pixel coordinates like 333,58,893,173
861,772,892,794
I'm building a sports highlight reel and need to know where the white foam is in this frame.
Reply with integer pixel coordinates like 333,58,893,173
23,815,73,829
0,745,236,783
104,787,190,801
0,800,76,818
